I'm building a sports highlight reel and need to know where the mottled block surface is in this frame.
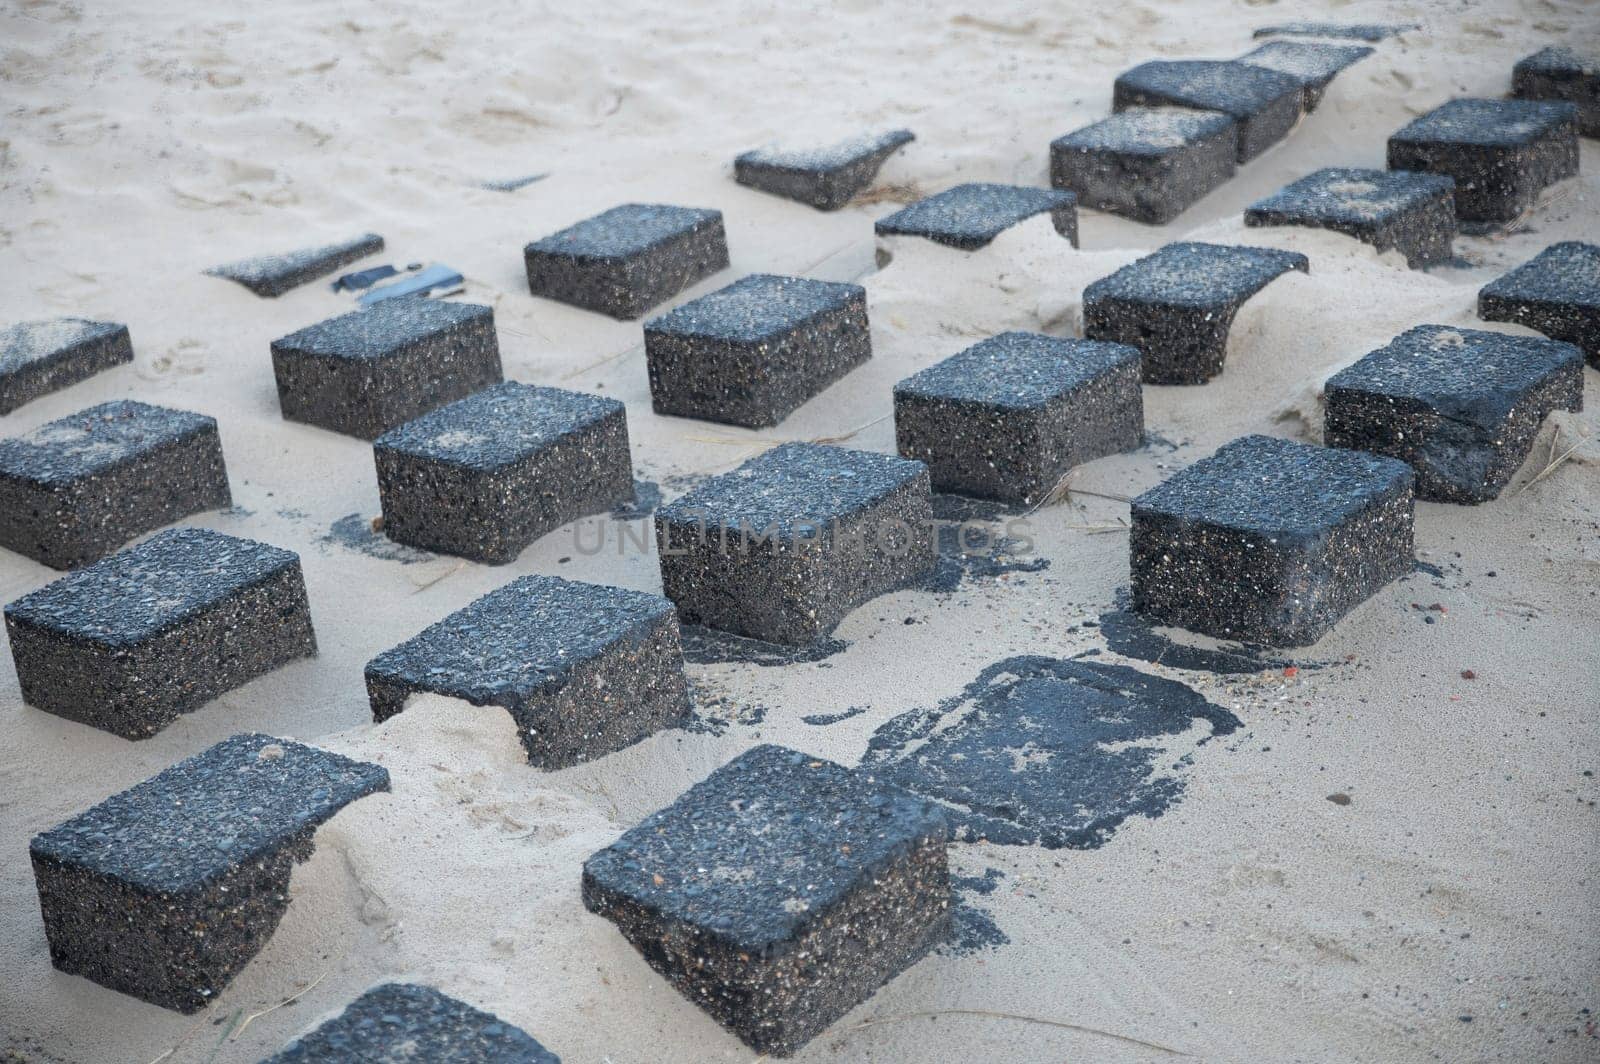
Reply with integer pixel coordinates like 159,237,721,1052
266,983,560,1063
206,233,384,298
5,528,316,738
271,299,504,439
1237,40,1374,109
1325,325,1584,503
894,331,1144,504
735,129,914,210
1050,109,1238,224
1478,241,1600,367
374,381,633,564
30,733,387,1012
874,183,1077,249
1,319,133,417
1253,21,1416,42
1131,434,1415,646
1112,60,1304,162
1244,166,1457,268
1513,47,1599,137
1083,242,1309,384
366,574,689,769
1387,98,1580,223
524,204,729,319
0,400,231,570
582,744,950,1056
644,274,870,427
656,442,936,645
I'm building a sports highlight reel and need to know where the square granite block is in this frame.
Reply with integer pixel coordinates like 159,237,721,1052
1130,434,1415,646
874,183,1078,250
1112,60,1304,162
5,528,316,739
1387,98,1580,223
1049,109,1238,224
1237,41,1374,110
644,274,870,428
582,744,949,1057
1244,166,1457,268
1253,21,1416,42
1083,242,1309,384
0,401,231,570
206,233,384,298
1514,47,1599,137
735,129,914,210
270,299,504,440
1478,241,1600,367
373,381,633,564
365,574,689,769
1325,325,1584,503
29,733,387,1012
655,442,936,645
1,319,133,416
524,204,730,319
893,331,1143,504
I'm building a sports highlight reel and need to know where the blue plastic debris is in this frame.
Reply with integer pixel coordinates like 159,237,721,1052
359,265,465,305
332,265,400,292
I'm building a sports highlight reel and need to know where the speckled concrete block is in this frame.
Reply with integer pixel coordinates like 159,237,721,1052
1244,167,1457,268
1325,325,1584,503
4,528,316,739
875,183,1077,249
735,130,914,210
1237,40,1374,110
1131,434,1415,646
366,574,688,769
270,299,504,440
1514,47,1599,137
1478,241,1600,367
893,332,1143,504
29,733,387,1013
656,442,936,645
1049,109,1238,224
582,744,949,1057
206,233,384,298
1,319,133,416
0,401,231,570
644,274,870,428
373,381,632,564
1387,98,1580,223
1083,242,1308,384
1253,22,1416,42
524,204,729,319
265,983,560,1063
1112,60,1304,162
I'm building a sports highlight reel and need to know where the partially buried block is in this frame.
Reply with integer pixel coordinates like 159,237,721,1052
30,733,387,1012
1513,47,1599,137
1478,241,1600,367
1236,40,1374,110
1049,109,1238,224
875,183,1078,249
1112,59,1304,162
1,319,133,416
1244,166,1457,268
206,232,384,298
735,129,914,210
582,744,950,1057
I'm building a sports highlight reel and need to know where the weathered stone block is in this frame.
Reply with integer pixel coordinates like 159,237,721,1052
1244,166,1457,268
1112,60,1304,162
1049,109,1238,224
0,319,133,415
875,183,1077,249
524,204,729,319
1477,240,1600,367
735,130,914,210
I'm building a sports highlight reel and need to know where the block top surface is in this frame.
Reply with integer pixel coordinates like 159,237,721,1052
525,203,722,261
1253,21,1416,41
0,318,125,377
5,528,299,645
0,400,217,486
737,129,914,173
1247,167,1455,225
875,183,1075,246
374,381,624,470
1237,40,1375,84
1132,434,1413,537
583,744,947,951
30,733,388,894
272,299,492,360
645,273,864,343
1480,241,1600,308
1051,108,1237,155
1084,242,1308,309
894,331,1140,409
1390,97,1579,147
1516,45,1596,76
1115,59,1303,116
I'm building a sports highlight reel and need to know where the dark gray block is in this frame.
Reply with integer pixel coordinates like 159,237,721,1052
893,331,1143,504
1244,166,1457,268
365,574,689,769
1130,434,1415,646
1082,242,1309,384
524,204,729,319
1237,41,1374,110
735,129,914,210
1478,241,1600,367
29,733,387,1012
655,442,936,645
1112,60,1304,162
874,183,1077,249
1514,47,1599,137
265,983,559,1063
1049,109,1238,224
205,233,384,298
1387,98,1580,223
0,319,133,415
1253,22,1416,42
5,528,316,739
582,744,949,1056
1325,324,1584,503
644,273,870,428
0,400,231,570
373,381,632,564
270,299,504,439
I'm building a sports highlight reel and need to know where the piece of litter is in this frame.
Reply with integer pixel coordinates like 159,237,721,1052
332,265,400,292
359,265,466,305
482,173,548,192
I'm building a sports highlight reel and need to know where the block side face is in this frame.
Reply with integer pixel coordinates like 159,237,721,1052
1044,353,1146,473
1085,293,1234,385
526,215,730,319
0,321,133,415
894,392,1048,504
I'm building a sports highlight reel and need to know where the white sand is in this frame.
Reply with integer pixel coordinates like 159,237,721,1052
2,0,1598,1060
